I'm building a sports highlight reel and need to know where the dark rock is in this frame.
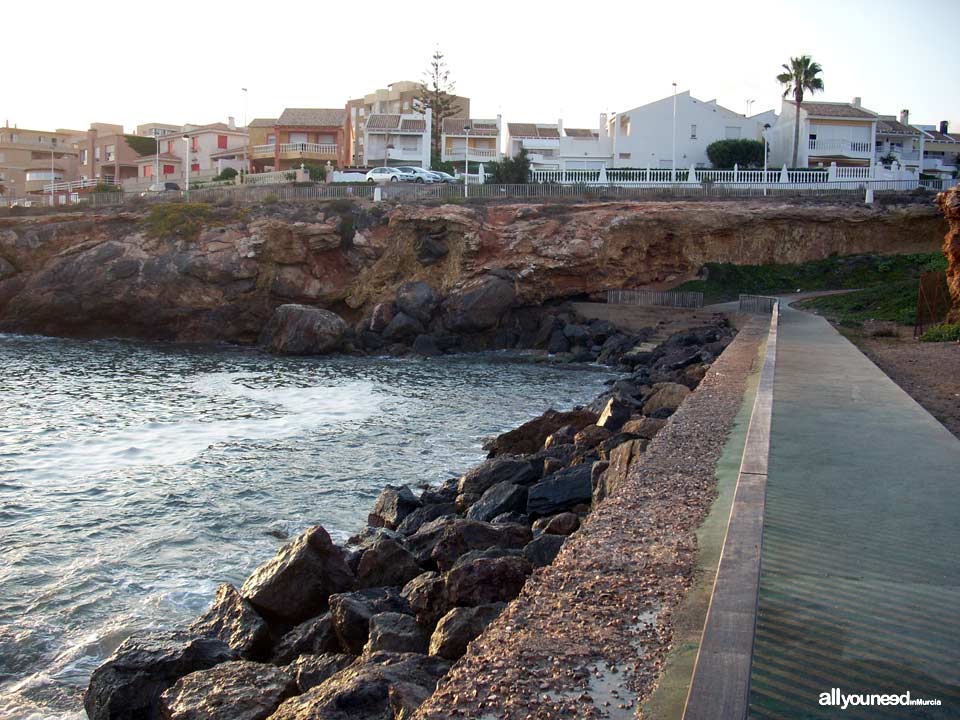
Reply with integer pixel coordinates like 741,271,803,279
595,439,645,504
405,517,532,571
416,231,449,264
542,457,565,475
158,660,296,720
620,416,666,439
285,653,354,693
450,547,523,569
547,329,570,354
329,587,411,655
442,275,516,333
401,571,448,628
457,457,538,496
345,526,404,551
444,555,532,607
367,485,422,530
532,512,580,536
241,526,355,625
428,604,506,661
419,479,459,505
389,681,432,719
454,492,480,514
484,408,598,457
590,460,609,490
596,396,633,431
527,464,593,518
573,424,612,449
83,631,236,720
523,534,566,568
189,583,270,660
267,652,450,720
569,346,597,363
358,330,386,351
598,432,642,460
562,323,591,342
410,334,442,356
364,612,427,654
258,305,347,355
491,511,530,526
642,382,691,415
368,302,395,333
649,406,675,419
270,612,341,664
533,315,560,348
597,334,634,365
396,502,457,535
381,312,425,343
543,425,577,449
356,539,423,590
465,481,528,522
395,281,440,323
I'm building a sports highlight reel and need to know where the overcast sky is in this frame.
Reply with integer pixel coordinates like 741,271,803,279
4,0,958,134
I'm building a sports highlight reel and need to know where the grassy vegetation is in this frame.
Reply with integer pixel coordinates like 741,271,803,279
143,202,215,240
920,323,960,342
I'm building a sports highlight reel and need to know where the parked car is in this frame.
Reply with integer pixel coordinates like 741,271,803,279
140,182,181,197
396,166,437,183
365,167,416,183
429,171,458,184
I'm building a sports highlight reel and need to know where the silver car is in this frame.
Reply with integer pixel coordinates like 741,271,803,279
396,166,438,183
365,167,416,183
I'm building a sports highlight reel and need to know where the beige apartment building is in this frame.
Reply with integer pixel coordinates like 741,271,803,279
0,123,84,195
348,81,469,166
75,123,148,185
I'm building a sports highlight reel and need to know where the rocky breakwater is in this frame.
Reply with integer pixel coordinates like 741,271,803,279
0,198,943,344
938,186,960,322
83,320,735,720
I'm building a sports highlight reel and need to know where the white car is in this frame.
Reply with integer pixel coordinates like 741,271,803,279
365,167,416,183
396,166,437,183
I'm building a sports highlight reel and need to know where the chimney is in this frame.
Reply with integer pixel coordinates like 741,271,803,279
599,113,608,138
228,116,236,130
940,120,949,134
852,97,862,107
900,109,910,125
557,118,563,134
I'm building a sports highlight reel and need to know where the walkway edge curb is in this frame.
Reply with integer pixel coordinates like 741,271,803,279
681,302,779,720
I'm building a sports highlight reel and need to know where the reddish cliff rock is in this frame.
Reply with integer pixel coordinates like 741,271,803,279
0,198,944,342
938,187,960,322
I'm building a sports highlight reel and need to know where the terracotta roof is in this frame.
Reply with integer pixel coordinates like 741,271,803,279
564,128,598,138
876,117,919,135
924,130,959,143
400,118,426,132
507,122,559,138
136,152,181,163
801,102,876,120
443,118,498,136
538,127,560,138
248,118,277,128
277,108,346,127
367,114,401,130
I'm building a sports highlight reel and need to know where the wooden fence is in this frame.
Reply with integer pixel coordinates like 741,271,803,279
738,294,779,314
607,289,704,309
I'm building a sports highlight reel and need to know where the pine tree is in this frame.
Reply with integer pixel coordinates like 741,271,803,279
417,50,457,161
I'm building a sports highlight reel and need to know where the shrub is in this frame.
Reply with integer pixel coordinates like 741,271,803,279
143,202,214,240
430,157,456,175
486,149,531,184
213,167,238,182
94,183,121,193
263,193,279,205
706,139,764,168
919,323,960,342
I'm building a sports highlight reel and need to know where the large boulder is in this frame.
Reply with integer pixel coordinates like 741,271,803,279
526,464,594,518
442,275,516,333
405,517,532,571
620,416,667,439
368,485,422,530
84,631,237,720
428,603,506,661
464,481,528,522
395,502,457,536
258,305,347,355
240,526,355,625
595,439,646,504
355,538,423,589
270,612,342,664
267,652,450,720
457,457,538,496
401,571,448,628
158,660,297,720
484,408,598,457
523,534,566,568
368,302,395,333
286,653,354,693
364,612,427,654
395,281,440,323
642,382,691,416
596,397,633,431
533,512,581,536
189,584,270,660
329,587,411,655
381,312,425,343
443,555,532,607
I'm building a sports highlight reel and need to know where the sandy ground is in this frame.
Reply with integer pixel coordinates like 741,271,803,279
848,332,960,440
414,322,766,720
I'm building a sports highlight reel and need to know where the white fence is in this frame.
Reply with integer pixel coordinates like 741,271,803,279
608,288,704,309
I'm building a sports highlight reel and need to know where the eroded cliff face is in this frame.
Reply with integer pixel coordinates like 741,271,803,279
0,199,945,342
937,187,960,322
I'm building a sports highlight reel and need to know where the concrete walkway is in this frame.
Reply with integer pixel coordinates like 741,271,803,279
749,305,960,718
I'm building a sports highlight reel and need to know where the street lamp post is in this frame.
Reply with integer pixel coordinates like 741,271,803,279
463,123,471,198
242,87,248,129
50,148,55,206
154,132,160,190
671,83,677,183
183,136,191,200
762,123,771,196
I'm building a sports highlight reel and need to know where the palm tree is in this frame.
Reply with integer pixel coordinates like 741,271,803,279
777,56,825,168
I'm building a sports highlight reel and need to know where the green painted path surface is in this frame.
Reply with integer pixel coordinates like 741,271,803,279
749,306,960,719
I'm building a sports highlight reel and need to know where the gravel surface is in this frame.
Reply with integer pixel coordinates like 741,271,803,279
850,333,960,440
414,322,767,720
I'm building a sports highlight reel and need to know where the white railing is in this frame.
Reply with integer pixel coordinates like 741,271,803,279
808,138,872,154
243,169,294,186
386,147,424,160
279,142,337,155
444,147,499,160
835,166,872,179
42,177,104,192
251,143,276,155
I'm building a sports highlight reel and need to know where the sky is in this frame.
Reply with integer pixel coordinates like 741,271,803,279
3,0,958,134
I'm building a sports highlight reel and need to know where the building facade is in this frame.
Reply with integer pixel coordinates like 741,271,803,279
441,117,501,171
136,123,182,138
77,124,145,185
916,121,960,178
768,99,876,168
874,110,924,173
249,108,350,172
0,124,83,195
363,111,431,168
505,118,613,170
505,122,562,169
138,120,248,185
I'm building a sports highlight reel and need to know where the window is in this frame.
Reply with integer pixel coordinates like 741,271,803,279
217,135,228,149
267,134,276,145
105,145,115,162
163,164,175,174
619,152,631,159
619,115,631,137
191,163,200,172
690,124,697,139
80,149,87,164
95,147,101,162
144,165,153,177
191,137,198,151
724,126,741,140
167,141,174,154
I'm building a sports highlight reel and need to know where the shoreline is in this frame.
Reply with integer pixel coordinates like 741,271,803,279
81,315,739,720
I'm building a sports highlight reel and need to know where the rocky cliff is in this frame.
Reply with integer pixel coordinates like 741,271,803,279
0,198,944,342
938,187,960,322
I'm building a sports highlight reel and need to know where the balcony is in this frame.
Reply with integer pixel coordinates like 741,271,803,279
808,138,873,157
250,142,339,161
386,147,425,161
520,138,560,150
443,147,499,161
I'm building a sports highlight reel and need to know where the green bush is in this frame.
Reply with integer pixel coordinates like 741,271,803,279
706,139,765,168
263,193,279,205
143,202,214,240
430,157,456,175
485,149,531,184
920,323,960,342
94,183,121,193
124,134,158,157
213,167,238,182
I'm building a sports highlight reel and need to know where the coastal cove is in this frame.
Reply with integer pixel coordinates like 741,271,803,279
0,334,613,719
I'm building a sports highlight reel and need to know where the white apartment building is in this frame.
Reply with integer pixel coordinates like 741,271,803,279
767,98,876,168
363,110,432,169
874,110,924,173
608,91,774,169
505,122,562,169
135,119,248,185
441,117,501,171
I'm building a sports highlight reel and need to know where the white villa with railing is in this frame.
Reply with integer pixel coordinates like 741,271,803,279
767,98,877,169
441,117,501,171
364,110,432,168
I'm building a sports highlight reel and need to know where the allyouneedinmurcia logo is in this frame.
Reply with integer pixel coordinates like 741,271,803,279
819,688,942,710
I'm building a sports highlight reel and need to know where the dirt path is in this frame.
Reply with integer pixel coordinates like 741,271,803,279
846,332,960,440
